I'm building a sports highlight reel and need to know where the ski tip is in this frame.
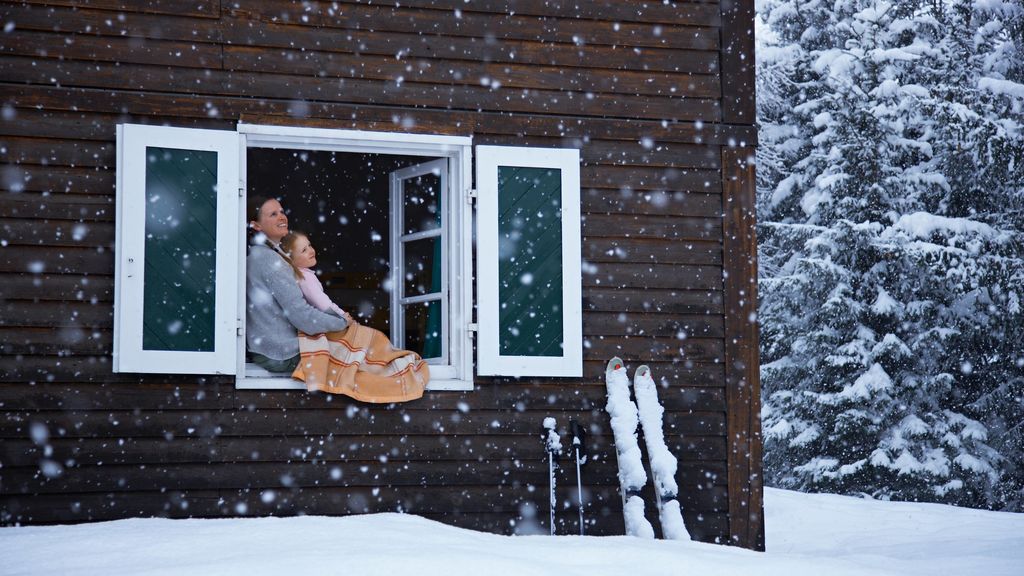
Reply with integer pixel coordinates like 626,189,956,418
606,357,624,373
635,365,650,379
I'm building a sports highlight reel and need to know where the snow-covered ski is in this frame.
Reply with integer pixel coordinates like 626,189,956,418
633,365,691,540
604,357,655,538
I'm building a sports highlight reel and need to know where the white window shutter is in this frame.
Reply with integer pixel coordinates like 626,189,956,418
113,124,240,374
475,146,582,377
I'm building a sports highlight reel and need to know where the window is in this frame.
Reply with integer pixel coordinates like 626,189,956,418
238,125,472,389
114,124,581,388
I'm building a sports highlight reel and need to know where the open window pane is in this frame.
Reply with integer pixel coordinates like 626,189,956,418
143,147,218,352
404,236,442,297
115,124,239,375
476,146,582,377
497,166,564,356
403,172,442,235
389,158,450,366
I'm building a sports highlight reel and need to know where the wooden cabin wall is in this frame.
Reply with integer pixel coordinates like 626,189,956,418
0,0,762,548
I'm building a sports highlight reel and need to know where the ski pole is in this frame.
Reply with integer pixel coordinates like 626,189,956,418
541,417,562,535
570,419,588,535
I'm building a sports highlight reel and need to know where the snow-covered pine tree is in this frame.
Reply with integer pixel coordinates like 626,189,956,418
756,0,1024,508
931,0,1024,511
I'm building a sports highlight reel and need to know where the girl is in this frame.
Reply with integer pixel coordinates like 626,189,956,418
279,231,354,325
279,230,429,402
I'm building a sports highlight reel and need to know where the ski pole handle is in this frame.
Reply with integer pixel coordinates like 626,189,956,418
569,419,587,464
570,419,583,443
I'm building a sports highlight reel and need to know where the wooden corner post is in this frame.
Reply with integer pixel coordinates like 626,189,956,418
721,147,765,551
720,0,756,125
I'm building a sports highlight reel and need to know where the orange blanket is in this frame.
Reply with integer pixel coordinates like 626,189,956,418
291,323,429,403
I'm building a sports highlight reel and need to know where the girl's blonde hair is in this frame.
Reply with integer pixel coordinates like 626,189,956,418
279,231,308,281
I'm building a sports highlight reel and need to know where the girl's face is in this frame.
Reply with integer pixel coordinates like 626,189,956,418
289,235,317,269
251,199,289,243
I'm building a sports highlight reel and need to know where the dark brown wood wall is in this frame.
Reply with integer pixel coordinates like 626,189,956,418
0,0,762,548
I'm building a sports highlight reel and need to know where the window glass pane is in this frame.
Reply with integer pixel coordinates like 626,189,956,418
497,166,563,357
142,146,218,352
404,299,442,360
402,172,441,235
403,236,442,297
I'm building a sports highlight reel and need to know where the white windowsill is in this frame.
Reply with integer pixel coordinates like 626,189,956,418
237,364,473,392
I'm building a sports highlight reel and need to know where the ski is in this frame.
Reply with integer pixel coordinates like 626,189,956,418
633,365,691,540
604,357,655,538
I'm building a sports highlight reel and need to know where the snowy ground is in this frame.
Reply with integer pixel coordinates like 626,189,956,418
2,488,1021,576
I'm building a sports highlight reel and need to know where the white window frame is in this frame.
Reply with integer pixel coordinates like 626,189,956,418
235,124,474,391
113,124,240,375
389,158,450,366
475,146,583,377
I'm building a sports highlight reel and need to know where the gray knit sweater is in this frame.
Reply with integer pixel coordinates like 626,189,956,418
246,242,349,361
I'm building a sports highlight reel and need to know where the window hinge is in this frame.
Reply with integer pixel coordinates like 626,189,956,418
236,318,243,337
238,185,245,198
466,188,477,205
467,322,479,332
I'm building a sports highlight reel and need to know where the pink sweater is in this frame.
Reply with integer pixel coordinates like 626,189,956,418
297,268,346,319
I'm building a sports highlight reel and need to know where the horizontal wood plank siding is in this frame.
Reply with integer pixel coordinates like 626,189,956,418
339,0,723,27
225,2,720,50
16,0,221,18
0,0,761,547
0,83,755,143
